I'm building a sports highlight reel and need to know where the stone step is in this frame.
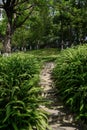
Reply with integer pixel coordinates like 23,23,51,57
40,62,80,130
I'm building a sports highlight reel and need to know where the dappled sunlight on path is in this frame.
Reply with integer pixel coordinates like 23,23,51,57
39,62,80,130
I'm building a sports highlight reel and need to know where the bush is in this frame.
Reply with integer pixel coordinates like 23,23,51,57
53,45,87,122
0,53,49,130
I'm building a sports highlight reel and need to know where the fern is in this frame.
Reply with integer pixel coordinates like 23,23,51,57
53,44,87,122
0,53,49,130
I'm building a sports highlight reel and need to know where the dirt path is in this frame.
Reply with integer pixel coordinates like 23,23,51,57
39,62,80,130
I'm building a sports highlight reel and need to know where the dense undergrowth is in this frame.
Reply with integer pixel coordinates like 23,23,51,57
53,45,87,123
0,53,50,130
1,46,87,129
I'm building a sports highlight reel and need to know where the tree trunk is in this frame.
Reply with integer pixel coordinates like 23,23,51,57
3,22,12,53
61,20,64,50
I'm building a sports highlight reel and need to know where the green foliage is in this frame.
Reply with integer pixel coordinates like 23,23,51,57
0,53,50,130
27,48,60,62
53,45,87,122
0,0,87,51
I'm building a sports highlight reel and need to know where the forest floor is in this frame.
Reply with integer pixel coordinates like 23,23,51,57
39,62,82,130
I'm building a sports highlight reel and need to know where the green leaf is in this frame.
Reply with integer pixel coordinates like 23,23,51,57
80,104,84,112
12,122,18,130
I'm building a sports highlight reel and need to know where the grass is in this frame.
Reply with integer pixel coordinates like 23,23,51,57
26,48,60,62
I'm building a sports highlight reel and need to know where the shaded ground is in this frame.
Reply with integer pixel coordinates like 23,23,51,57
39,62,82,130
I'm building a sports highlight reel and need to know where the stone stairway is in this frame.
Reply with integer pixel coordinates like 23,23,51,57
39,62,80,130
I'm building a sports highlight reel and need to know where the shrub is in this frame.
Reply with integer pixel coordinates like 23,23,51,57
0,53,50,130
53,45,87,122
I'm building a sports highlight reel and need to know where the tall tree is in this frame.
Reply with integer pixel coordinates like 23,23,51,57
0,0,47,53
11,0,53,50
52,0,87,48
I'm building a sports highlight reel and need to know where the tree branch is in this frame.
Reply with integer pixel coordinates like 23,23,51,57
14,7,34,29
2,0,6,5
14,0,27,7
